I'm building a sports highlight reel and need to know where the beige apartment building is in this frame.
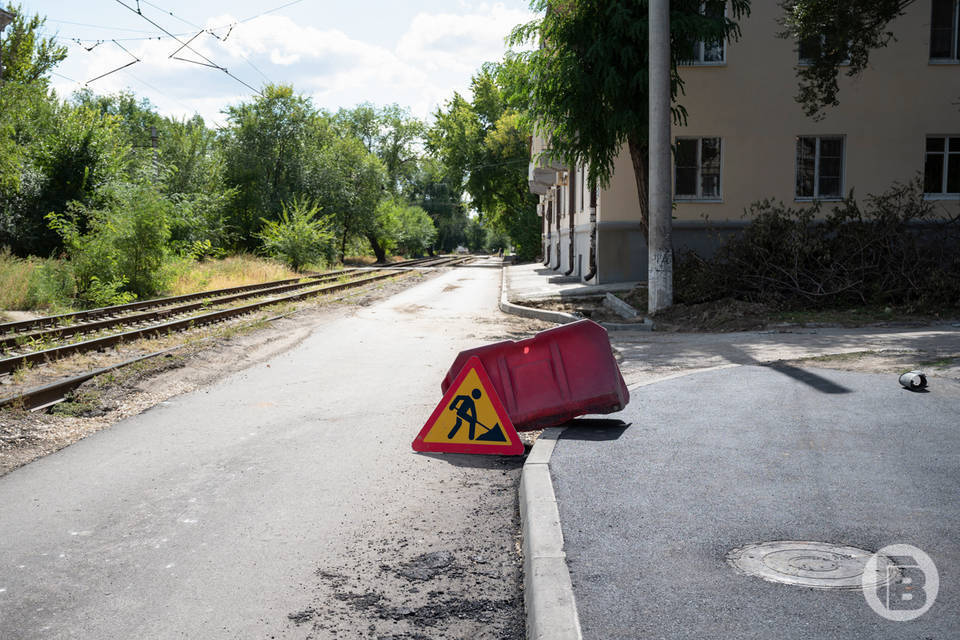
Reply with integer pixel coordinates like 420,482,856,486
529,0,960,283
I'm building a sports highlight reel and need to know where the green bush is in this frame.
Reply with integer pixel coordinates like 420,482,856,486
257,197,335,271
26,260,77,309
47,180,172,306
675,180,960,311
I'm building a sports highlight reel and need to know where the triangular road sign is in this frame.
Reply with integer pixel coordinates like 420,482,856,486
412,356,524,455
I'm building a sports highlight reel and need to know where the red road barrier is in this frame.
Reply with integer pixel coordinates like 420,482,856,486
441,319,629,430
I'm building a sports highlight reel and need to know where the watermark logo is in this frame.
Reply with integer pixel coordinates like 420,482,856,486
863,544,939,621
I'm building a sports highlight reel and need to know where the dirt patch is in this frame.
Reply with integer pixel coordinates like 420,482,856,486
650,298,775,332
0,270,441,477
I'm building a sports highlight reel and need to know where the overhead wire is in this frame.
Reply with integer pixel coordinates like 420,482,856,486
112,0,262,95
85,40,141,85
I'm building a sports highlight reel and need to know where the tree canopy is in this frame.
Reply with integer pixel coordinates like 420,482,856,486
510,0,750,239
777,0,915,120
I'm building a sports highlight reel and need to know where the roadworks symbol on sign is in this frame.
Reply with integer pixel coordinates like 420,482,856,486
412,356,524,455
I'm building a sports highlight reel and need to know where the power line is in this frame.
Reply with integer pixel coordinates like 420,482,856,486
85,40,141,85
45,19,158,34
113,0,262,96
140,0,203,30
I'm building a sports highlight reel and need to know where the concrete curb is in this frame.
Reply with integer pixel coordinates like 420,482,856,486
518,367,745,640
520,427,582,640
499,266,655,330
499,266,580,324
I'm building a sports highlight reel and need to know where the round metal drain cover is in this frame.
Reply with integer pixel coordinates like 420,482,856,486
727,541,897,590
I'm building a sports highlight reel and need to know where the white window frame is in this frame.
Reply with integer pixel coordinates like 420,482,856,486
795,135,845,201
679,2,727,66
930,0,960,62
924,135,960,197
674,137,723,201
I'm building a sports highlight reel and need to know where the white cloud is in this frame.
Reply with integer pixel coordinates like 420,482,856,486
51,2,536,124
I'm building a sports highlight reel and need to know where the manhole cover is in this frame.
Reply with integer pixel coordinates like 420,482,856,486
726,541,897,590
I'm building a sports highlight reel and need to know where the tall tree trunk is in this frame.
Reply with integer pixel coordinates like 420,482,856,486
340,230,348,264
367,232,387,264
627,132,650,244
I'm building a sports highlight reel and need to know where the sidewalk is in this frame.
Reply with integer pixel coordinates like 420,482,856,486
502,262,960,639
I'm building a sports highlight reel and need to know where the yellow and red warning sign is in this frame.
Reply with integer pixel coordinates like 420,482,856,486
412,356,524,455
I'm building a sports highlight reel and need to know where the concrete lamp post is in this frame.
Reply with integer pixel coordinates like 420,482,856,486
648,0,674,314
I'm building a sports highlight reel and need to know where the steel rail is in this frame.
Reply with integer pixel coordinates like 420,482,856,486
0,270,406,376
0,268,357,335
0,256,469,408
0,256,447,336
0,270,368,352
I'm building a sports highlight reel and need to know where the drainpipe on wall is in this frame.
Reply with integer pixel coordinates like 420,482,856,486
583,186,598,282
564,165,576,276
543,200,552,266
552,183,562,271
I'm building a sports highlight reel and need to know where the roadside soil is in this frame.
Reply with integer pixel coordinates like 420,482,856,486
0,270,437,477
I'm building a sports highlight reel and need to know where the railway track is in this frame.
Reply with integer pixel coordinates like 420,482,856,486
0,255,468,410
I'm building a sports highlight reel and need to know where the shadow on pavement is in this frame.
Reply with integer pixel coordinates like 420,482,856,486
763,362,853,394
559,418,631,441
414,452,526,470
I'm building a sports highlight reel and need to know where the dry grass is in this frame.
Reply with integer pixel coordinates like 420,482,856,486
165,254,302,296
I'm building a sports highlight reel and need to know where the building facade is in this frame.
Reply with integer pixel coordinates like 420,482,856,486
529,1,960,283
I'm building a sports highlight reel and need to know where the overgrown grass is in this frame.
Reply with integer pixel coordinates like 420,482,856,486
0,250,76,313
0,252,325,312
164,254,302,296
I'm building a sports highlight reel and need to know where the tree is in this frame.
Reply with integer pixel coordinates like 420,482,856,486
429,62,540,260
0,3,67,85
309,134,387,262
257,196,334,271
221,85,324,248
372,197,437,257
510,1,749,241
406,158,468,253
776,1,915,120
334,103,425,195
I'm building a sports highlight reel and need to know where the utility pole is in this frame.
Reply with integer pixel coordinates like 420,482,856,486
150,126,159,182
648,0,673,313
0,9,15,84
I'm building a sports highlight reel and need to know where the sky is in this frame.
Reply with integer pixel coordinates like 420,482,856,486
21,0,537,127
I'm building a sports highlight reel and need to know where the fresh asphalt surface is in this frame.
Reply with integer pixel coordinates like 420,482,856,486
0,262,529,639
552,365,959,639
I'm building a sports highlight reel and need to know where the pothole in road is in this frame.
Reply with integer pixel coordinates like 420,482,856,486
726,541,897,590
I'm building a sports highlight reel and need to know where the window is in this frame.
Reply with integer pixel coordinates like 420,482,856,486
675,137,722,200
796,136,844,199
680,2,726,65
798,35,850,65
930,0,960,60
924,136,960,195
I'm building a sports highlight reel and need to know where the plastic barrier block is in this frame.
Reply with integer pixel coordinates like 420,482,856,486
441,319,629,430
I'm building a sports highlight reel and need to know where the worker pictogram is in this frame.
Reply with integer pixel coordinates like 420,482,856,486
412,356,524,455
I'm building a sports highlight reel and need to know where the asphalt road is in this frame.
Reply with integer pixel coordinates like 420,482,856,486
0,262,531,639
552,365,960,639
